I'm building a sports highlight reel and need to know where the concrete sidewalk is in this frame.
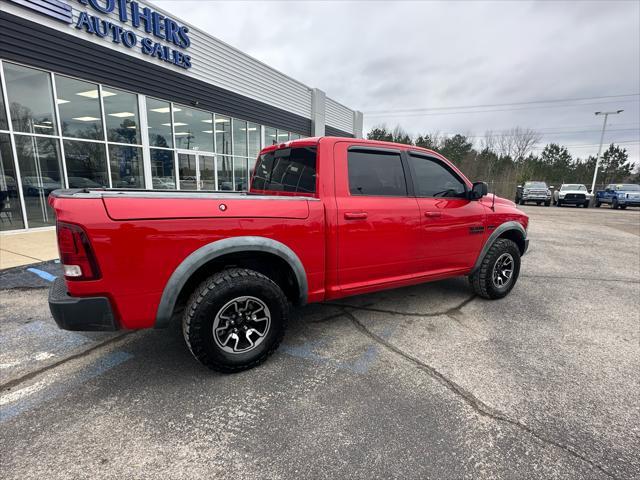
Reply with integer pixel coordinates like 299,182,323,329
0,230,59,270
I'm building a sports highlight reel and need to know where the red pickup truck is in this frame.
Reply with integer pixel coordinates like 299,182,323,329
49,137,529,372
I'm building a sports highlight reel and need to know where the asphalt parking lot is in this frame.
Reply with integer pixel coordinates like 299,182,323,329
1,205,639,479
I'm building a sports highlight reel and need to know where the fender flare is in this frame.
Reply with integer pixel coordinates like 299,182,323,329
155,236,308,328
471,221,528,273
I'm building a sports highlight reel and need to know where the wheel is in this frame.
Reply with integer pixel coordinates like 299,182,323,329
518,198,525,205
556,199,562,207
544,200,551,207
182,268,288,373
583,201,589,208
469,238,521,300
595,200,601,208
536,201,541,206
612,199,619,209
620,205,627,210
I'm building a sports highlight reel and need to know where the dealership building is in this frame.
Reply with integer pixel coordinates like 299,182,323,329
0,0,362,232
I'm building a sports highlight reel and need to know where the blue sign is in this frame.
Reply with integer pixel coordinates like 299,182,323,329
9,0,192,69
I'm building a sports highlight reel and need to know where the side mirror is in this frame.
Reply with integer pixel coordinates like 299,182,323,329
471,181,488,200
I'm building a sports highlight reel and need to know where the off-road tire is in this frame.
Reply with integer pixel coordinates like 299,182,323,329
182,268,288,373
469,238,521,300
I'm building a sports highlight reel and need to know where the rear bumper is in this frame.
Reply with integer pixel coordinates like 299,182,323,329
48,277,119,331
619,200,640,207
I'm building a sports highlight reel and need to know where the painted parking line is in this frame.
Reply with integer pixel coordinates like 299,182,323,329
26,268,57,282
0,350,133,423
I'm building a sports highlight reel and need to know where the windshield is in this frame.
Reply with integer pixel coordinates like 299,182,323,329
251,146,317,194
561,184,586,191
614,184,640,192
525,182,547,188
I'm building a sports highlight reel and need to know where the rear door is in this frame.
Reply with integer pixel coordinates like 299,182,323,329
334,144,421,293
406,152,486,272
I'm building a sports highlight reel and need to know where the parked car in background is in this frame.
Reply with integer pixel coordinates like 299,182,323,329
515,181,551,206
48,137,530,373
22,176,60,196
553,184,592,208
595,184,640,209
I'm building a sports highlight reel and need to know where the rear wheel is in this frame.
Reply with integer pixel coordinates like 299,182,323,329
183,268,288,373
469,238,521,299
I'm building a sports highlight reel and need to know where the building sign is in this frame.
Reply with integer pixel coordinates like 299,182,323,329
7,0,192,70
75,0,192,69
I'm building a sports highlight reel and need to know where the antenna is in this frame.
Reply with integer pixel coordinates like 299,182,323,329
491,181,496,211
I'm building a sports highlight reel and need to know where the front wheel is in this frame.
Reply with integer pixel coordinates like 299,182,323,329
556,200,562,207
183,268,288,373
544,200,551,207
612,199,619,209
595,200,601,208
583,201,589,208
620,205,627,210
469,238,521,299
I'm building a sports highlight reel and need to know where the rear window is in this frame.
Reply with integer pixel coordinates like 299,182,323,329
251,146,317,193
348,150,407,196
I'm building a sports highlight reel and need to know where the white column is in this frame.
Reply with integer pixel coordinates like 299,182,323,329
353,111,364,138
138,95,153,189
311,88,326,137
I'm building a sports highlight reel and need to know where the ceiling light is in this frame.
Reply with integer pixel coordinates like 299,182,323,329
72,116,100,122
215,118,229,123
202,130,213,134
150,107,171,113
201,119,213,124
247,128,257,131
101,90,117,98
126,126,137,129
108,112,135,118
214,130,227,134
33,124,54,129
174,132,190,136
165,122,187,126
56,99,70,105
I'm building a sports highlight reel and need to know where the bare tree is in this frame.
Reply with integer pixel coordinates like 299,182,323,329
497,127,541,161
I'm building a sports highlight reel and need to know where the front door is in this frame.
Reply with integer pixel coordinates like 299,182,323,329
406,152,486,272
177,152,217,190
334,143,422,294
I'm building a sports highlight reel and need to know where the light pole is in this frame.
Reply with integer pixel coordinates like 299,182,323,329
591,110,623,193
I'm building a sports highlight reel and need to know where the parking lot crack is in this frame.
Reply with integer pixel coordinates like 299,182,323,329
343,308,619,480
522,274,640,284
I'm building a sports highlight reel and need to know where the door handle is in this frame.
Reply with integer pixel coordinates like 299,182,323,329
424,211,442,218
344,212,368,220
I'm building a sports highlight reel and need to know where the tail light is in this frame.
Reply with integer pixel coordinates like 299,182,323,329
57,222,101,280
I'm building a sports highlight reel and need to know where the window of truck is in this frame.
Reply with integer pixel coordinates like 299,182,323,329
251,146,317,193
347,150,407,196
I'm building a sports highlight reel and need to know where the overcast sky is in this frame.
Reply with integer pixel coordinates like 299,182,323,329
155,0,640,165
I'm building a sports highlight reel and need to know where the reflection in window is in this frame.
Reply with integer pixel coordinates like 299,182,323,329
232,119,247,157
14,135,63,227
234,156,248,191
248,122,260,158
277,130,289,143
0,84,8,130
178,153,197,190
252,147,317,194
146,97,173,148
3,63,57,135
348,150,407,196
408,154,466,198
150,148,175,189
217,155,233,190
56,76,103,140
265,126,277,146
290,133,302,140
103,87,140,144
109,145,144,188
0,133,25,230
63,140,108,188
215,116,231,155
173,106,213,152
199,155,215,190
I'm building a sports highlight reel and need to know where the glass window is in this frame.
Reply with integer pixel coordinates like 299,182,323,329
199,155,215,190
3,63,57,135
252,146,317,194
248,123,260,158
63,140,108,188
0,85,8,131
348,150,407,196
0,133,25,230
232,119,247,157
14,135,63,227
409,154,466,198
109,145,144,188
173,105,213,152
217,155,233,190
103,87,140,144
277,130,289,143
290,133,302,141
215,115,231,155
178,153,197,190
265,126,277,146
150,148,175,189
55,76,103,140
146,98,173,148
234,156,248,191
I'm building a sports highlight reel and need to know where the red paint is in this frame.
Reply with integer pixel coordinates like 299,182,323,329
49,137,528,330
